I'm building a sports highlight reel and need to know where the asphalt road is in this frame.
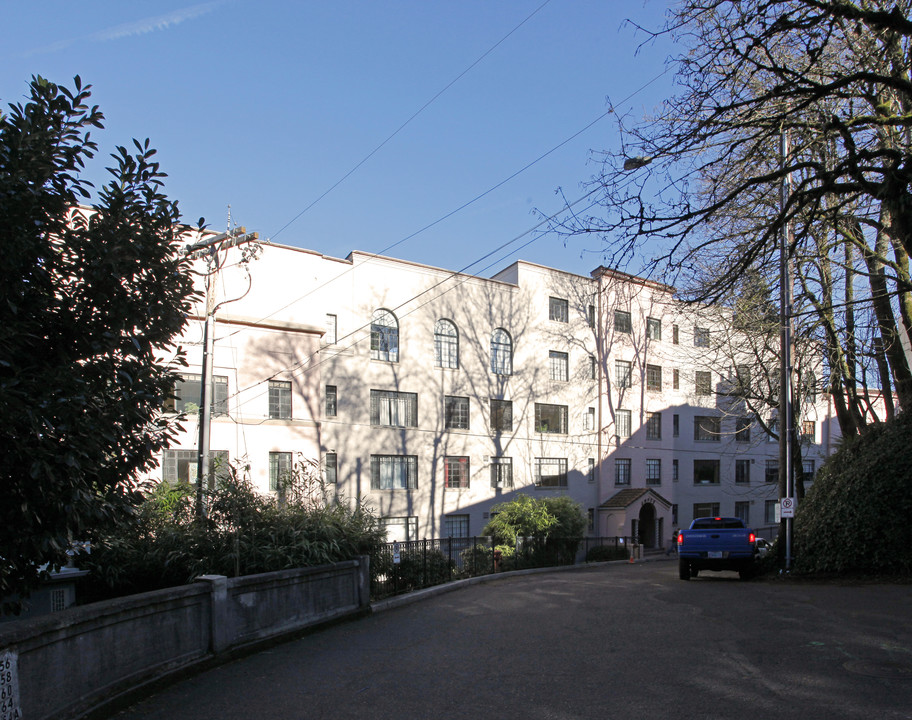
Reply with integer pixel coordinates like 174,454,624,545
111,559,912,720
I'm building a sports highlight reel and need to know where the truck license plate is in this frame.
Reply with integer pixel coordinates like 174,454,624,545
707,551,723,559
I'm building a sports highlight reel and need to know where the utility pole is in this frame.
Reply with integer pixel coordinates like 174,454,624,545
779,129,795,569
185,227,259,519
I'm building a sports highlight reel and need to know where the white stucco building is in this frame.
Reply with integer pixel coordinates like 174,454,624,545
155,240,838,547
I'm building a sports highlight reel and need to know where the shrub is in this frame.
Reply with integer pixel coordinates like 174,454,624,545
794,412,912,576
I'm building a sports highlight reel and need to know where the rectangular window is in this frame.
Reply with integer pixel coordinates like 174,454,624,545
163,449,229,487
444,514,469,538
269,451,292,492
646,459,661,485
324,313,337,345
768,418,778,442
490,457,513,488
735,417,751,442
673,368,680,390
695,370,712,396
490,399,513,432
802,459,816,482
694,459,720,484
694,502,720,519
802,372,817,401
549,350,569,382
801,420,816,443
645,412,662,440
166,374,229,415
694,415,721,441
584,407,596,432
734,501,750,524
370,455,418,490
588,458,596,483
765,459,779,483
672,458,679,481
325,385,337,417
646,364,662,392
694,326,710,347
673,324,680,344
268,380,292,419
616,360,632,388
549,297,569,322
616,409,631,438
380,516,418,542
444,395,470,430
589,355,597,380
325,452,337,484
615,458,631,486
673,414,679,437
734,365,751,395
535,403,568,434
444,456,470,489
614,310,632,333
765,500,778,524
370,390,418,427
735,459,751,484
588,305,596,328
647,317,662,341
534,457,568,487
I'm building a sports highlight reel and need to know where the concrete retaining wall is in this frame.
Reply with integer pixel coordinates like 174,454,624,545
0,558,369,720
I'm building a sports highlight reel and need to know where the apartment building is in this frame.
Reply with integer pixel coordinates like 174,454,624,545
154,241,836,546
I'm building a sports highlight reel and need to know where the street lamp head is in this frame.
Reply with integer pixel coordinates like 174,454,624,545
623,156,653,171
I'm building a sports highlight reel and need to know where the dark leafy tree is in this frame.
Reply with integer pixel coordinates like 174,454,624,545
0,76,198,610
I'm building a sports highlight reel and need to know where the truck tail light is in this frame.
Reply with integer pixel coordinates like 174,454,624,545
749,532,756,543
677,533,683,545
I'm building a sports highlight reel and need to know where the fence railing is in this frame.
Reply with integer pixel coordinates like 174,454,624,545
370,536,633,601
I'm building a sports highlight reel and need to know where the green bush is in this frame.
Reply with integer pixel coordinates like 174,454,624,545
794,412,912,576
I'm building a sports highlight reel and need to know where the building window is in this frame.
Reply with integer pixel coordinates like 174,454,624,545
672,458,679,482
735,502,750,524
268,380,292,419
694,415,721,441
490,399,513,432
801,420,816,443
645,412,662,440
269,451,292,493
444,457,469,489
325,452,337,484
589,355,597,380
549,350,569,381
735,417,751,442
694,326,710,348
370,390,417,427
490,457,513,488
673,324,680,344
434,319,459,369
646,364,662,392
695,370,712,396
163,449,229,487
616,409,631,438
647,317,662,341
535,403,568,434
588,508,595,532
672,369,680,390
324,313,337,345
616,360,632,388
380,516,418,542
646,459,661,485
694,502,720,519
325,385,337,417
734,364,751,395
491,328,513,375
768,418,778,442
584,407,596,432
614,309,632,333
549,296,569,322
802,372,818,402
736,459,751,484
588,304,596,328
615,458,631,486
673,414,679,437
166,374,229,415
444,395,470,430
371,309,399,362
444,514,469,538
588,458,596,483
370,455,418,490
693,459,720,484
802,459,816,482
534,457,568,487
765,459,778,483
764,500,778,524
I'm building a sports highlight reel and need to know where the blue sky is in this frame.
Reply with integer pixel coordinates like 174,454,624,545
3,1,676,278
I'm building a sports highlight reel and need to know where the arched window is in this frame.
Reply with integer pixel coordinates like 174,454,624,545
491,328,512,375
434,319,459,369
371,309,399,362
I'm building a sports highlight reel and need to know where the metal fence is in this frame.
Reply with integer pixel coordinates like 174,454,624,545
370,536,633,601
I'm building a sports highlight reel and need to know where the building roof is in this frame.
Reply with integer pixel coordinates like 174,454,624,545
600,488,672,509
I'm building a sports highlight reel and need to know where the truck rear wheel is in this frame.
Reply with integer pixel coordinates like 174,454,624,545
678,559,691,580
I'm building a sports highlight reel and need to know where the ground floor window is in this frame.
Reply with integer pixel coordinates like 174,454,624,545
764,500,778,524
163,449,229,487
380,516,418,542
734,501,750,524
444,514,469,538
693,502,720,519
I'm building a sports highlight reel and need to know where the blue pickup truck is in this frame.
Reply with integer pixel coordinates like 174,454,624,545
677,516,757,580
